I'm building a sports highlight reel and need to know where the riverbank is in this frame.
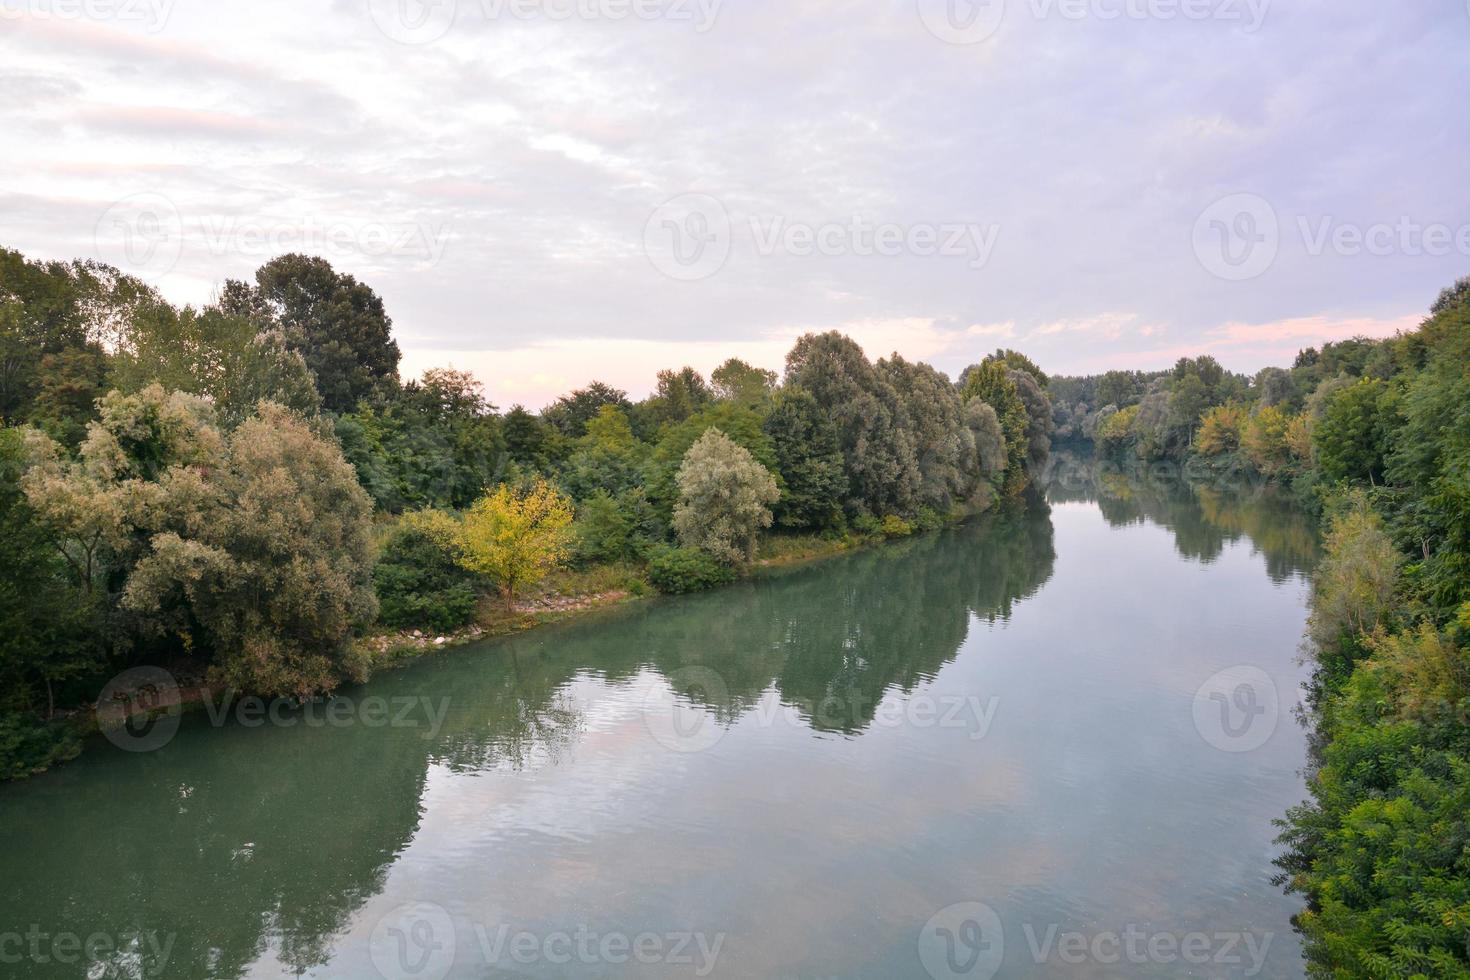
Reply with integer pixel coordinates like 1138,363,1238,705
8,501,1002,782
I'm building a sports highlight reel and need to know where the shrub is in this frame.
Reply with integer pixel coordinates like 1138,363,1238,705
0,713,82,781
373,516,479,633
647,546,736,595
880,514,914,538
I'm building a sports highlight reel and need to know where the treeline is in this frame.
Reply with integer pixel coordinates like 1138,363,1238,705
0,246,1054,778
1051,334,1411,497
1045,285,1470,976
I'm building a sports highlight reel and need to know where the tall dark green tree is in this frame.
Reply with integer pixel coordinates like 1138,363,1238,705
764,386,845,531
222,254,400,412
784,332,919,517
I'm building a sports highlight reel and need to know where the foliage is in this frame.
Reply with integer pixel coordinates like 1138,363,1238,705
711,358,777,402
111,304,321,427
336,369,504,511
574,488,658,565
457,479,575,605
373,515,480,632
0,427,100,723
881,354,976,510
646,545,736,594
1314,378,1394,484
223,254,400,412
542,382,630,438
786,332,920,515
1195,403,1245,456
1242,405,1293,477
959,359,1030,495
764,386,846,531
1306,493,1402,685
672,428,780,564
644,400,778,522
119,401,380,697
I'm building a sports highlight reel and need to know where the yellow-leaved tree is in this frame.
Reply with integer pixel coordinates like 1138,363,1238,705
456,480,574,607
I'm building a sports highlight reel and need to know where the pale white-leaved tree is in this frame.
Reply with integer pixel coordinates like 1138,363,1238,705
673,428,780,564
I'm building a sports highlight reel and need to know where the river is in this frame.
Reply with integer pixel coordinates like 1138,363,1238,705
0,460,1320,979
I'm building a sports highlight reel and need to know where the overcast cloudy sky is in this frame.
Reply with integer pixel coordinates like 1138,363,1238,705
2,0,1467,406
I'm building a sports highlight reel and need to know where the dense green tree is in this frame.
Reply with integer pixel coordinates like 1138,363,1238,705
711,358,777,402
880,354,974,510
373,514,480,633
964,399,1007,488
112,304,321,427
990,348,1049,387
636,367,713,435
336,369,503,511
1314,378,1394,484
764,387,845,531
959,359,1030,495
223,254,400,412
502,404,560,471
785,332,920,516
0,428,100,725
558,404,645,501
542,381,631,438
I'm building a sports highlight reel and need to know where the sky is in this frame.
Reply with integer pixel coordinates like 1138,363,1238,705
1,0,1467,408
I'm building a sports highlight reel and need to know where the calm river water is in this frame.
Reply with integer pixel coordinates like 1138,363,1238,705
1,462,1320,979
